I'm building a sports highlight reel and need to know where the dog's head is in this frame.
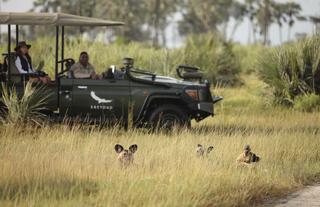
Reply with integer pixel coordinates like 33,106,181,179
251,153,260,162
196,144,214,157
114,144,138,166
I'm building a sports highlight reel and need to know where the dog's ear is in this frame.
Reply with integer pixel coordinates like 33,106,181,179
253,154,260,162
129,144,138,153
197,144,203,148
115,144,124,153
207,146,214,154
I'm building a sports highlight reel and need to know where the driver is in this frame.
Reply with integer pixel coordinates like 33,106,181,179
70,51,100,79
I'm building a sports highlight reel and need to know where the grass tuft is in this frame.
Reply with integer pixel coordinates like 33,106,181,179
1,83,49,126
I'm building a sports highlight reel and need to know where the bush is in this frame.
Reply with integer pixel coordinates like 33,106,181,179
294,94,320,112
258,37,320,106
182,33,241,86
233,44,265,74
1,83,49,125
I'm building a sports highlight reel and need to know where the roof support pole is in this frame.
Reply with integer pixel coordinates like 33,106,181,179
7,24,11,87
55,26,59,108
55,26,59,81
61,26,65,72
15,25,19,47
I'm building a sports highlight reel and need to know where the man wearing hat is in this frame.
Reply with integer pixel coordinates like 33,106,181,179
236,144,260,165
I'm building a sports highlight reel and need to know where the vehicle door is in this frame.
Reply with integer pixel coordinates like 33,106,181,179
70,78,130,122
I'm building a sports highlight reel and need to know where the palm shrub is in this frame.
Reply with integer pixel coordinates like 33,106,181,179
182,33,241,86
258,37,320,106
1,83,49,125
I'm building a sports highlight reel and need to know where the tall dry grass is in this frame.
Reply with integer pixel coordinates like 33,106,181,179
0,76,319,207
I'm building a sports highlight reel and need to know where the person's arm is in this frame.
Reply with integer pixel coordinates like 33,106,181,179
28,66,35,73
89,64,99,79
89,64,96,75
15,57,28,74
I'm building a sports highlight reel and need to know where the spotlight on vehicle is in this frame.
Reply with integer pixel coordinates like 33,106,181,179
123,57,134,69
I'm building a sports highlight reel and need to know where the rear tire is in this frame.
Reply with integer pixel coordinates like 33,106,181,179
148,104,191,131
0,101,7,120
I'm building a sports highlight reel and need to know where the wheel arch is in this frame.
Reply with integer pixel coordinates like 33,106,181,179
134,94,190,126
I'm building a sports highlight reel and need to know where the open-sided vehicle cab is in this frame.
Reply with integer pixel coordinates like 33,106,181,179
0,12,124,114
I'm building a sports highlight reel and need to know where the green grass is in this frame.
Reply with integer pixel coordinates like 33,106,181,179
0,76,319,207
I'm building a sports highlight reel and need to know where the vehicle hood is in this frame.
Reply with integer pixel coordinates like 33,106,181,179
138,75,204,86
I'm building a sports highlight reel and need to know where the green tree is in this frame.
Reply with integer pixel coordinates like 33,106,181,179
284,2,301,41
178,0,235,37
256,0,273,45
244,0,258,44
228,1,247,41
95,0,149,42
272,2,287,43
32,0,97,35
145,0,178,46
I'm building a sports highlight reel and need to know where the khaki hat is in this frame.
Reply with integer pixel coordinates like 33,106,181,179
14,41,31,51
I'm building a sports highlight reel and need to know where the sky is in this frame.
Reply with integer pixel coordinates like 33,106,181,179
1,0,320,47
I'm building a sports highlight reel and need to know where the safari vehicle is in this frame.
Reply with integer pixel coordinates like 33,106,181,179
0,12,222,129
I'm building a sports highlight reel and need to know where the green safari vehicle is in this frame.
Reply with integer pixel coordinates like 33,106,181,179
0,12,222,130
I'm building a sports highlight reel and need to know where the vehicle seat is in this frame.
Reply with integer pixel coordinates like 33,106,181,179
0,63,6,82
3,53,22,83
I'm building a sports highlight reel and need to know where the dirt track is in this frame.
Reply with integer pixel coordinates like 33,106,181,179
265,184,320,207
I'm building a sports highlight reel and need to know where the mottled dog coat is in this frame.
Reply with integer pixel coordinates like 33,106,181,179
196,144,214,157
114,144,138,166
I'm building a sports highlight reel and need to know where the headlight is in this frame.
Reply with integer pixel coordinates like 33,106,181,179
185,89,199,101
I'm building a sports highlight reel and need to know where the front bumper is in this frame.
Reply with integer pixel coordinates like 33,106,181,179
197,102,214,114
197,96,223,113
189,96,223,122
212,96,223,104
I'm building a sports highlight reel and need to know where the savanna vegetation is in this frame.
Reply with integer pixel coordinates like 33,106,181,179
0,35,320,206
0,0,320,206
0,75,320,207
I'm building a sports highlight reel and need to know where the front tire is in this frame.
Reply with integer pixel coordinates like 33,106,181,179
148,104,190,131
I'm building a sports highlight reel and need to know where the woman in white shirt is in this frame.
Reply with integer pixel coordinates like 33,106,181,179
14,41,50,83
14,41,35,74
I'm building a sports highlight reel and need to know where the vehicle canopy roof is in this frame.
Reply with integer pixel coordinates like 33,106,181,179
0,12,124,26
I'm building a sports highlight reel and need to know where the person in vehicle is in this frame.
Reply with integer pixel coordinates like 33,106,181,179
15,41,50,83
236,145,260,166
70,51,100,79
